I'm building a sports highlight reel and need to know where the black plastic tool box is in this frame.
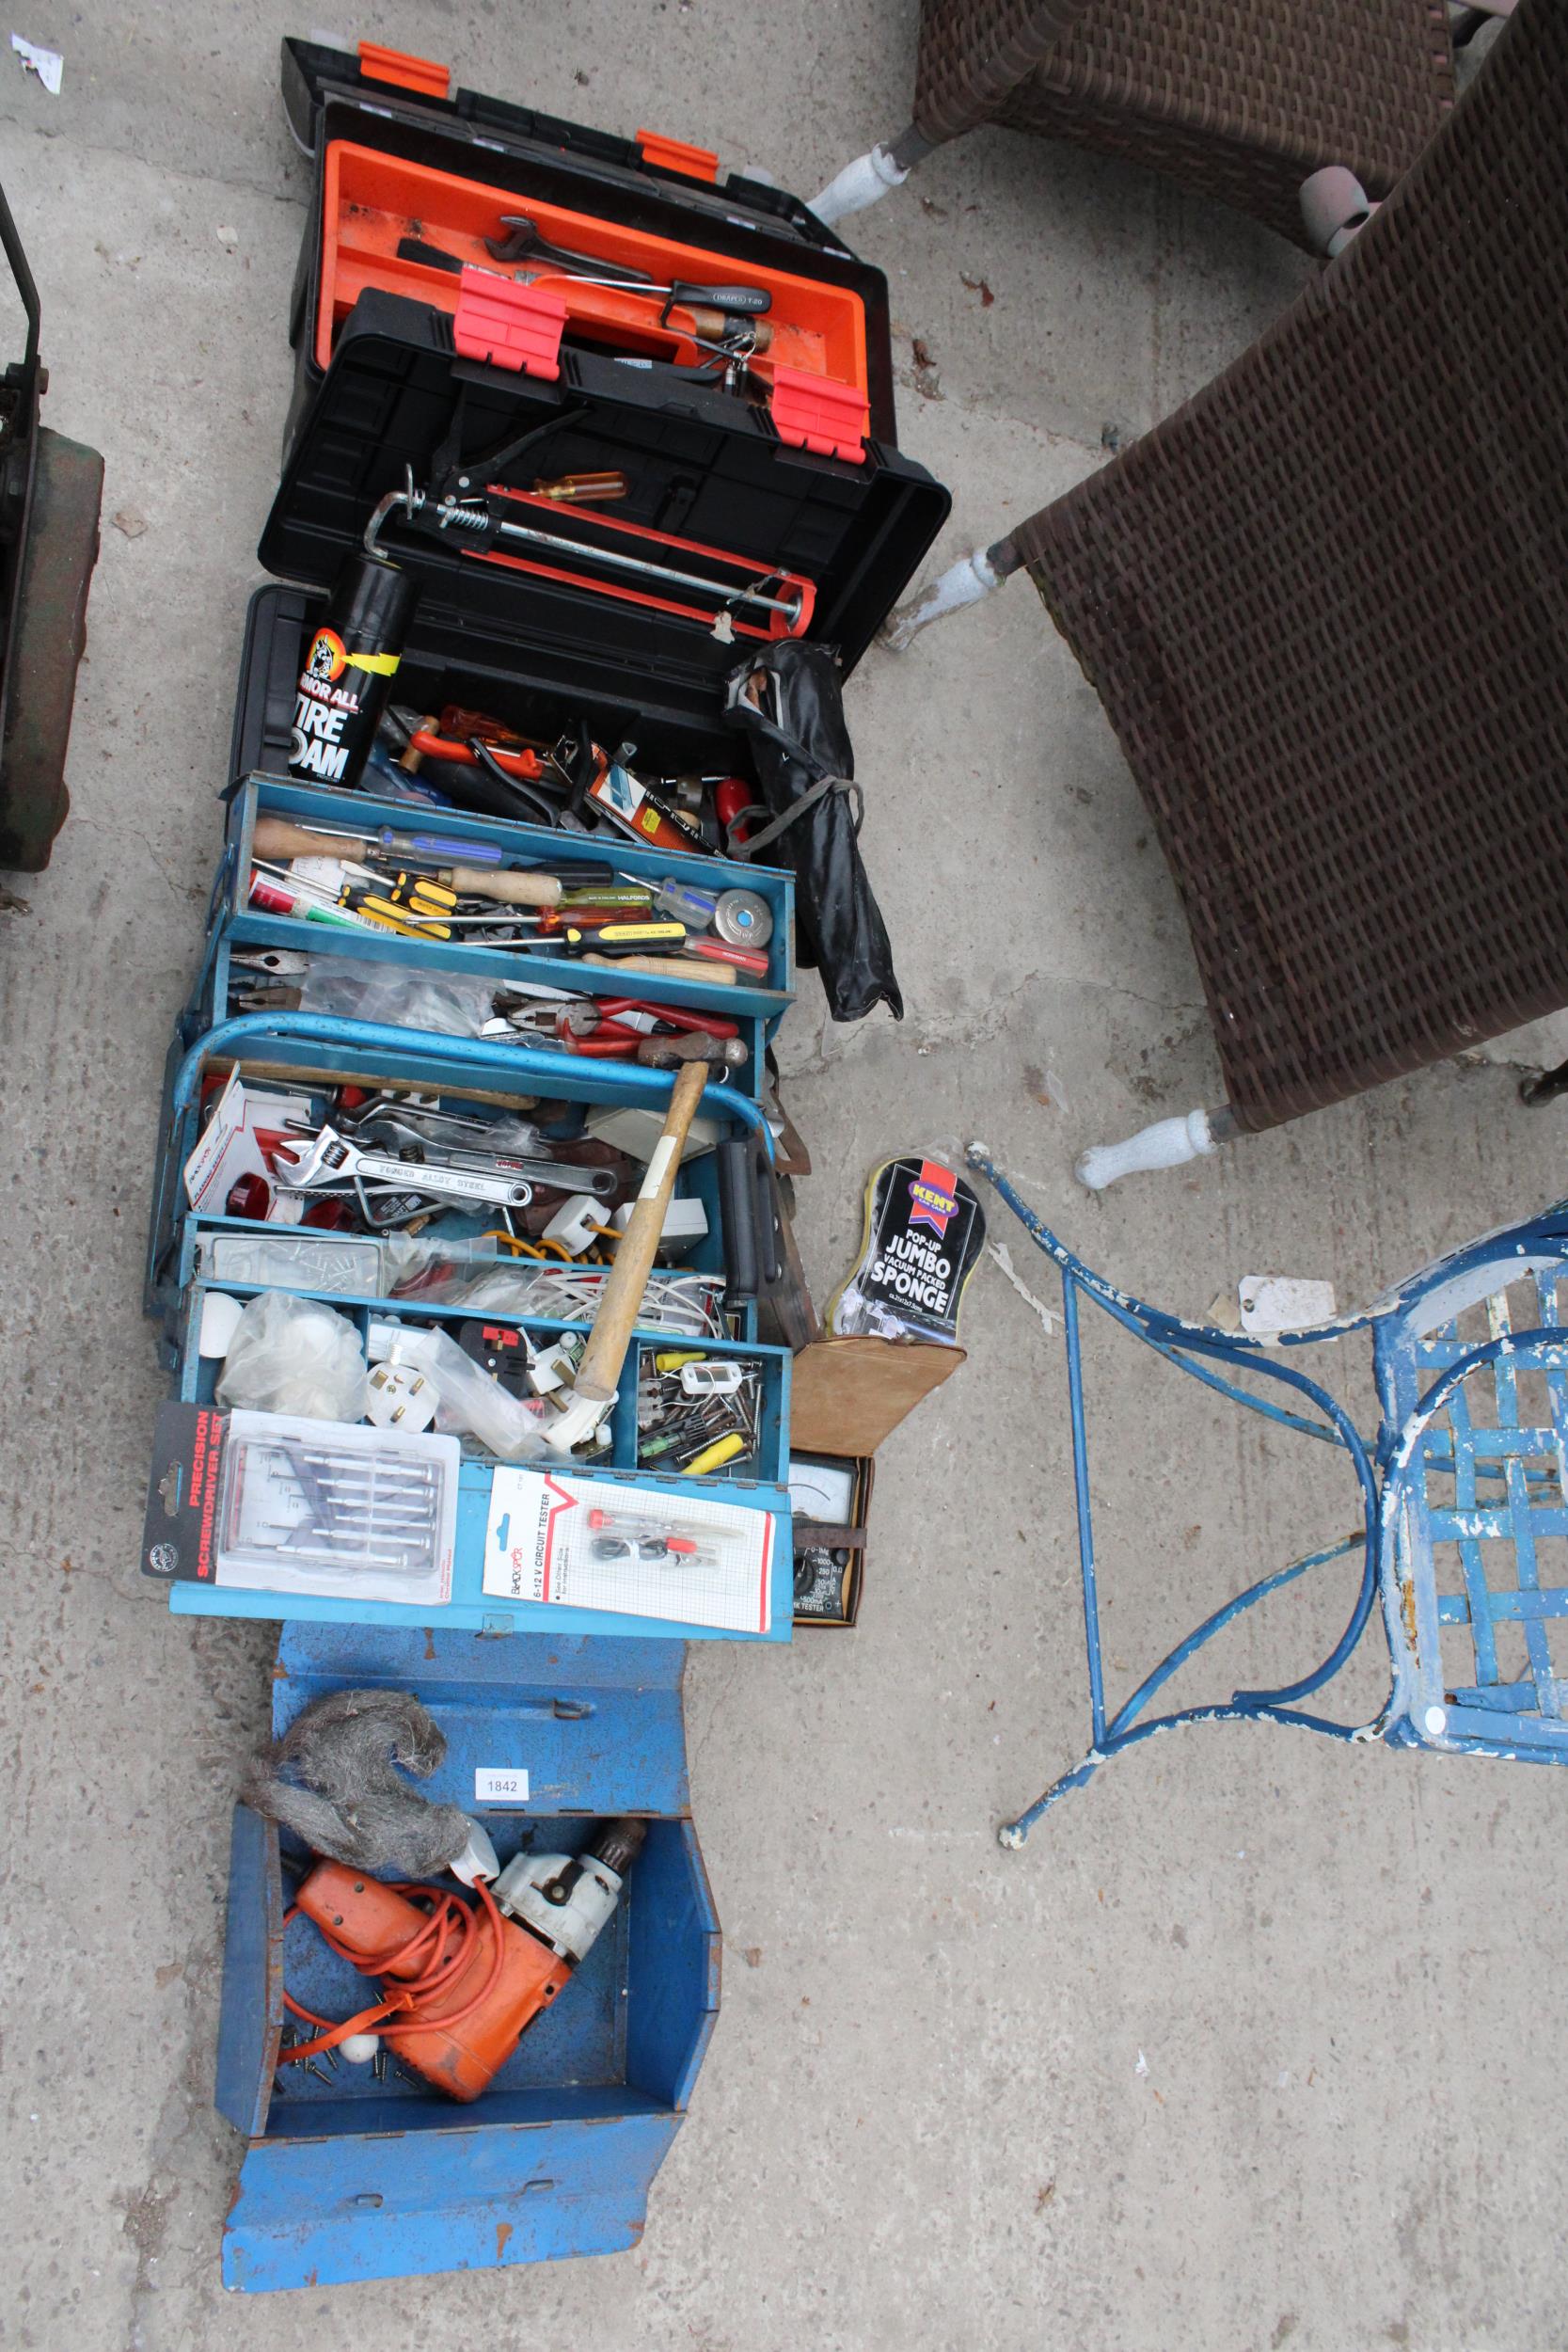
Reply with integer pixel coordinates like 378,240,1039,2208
279,35,903,454
261,282,945,708
282,31,840,247
228,280,946,1012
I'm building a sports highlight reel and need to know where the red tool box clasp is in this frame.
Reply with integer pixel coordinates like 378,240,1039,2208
769,366,869,466
356,40,451,100
452,268,566,381
634,128,719,183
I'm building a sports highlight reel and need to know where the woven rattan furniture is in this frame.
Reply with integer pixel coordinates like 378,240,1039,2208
882,4,1568,1188
812,0,1455,244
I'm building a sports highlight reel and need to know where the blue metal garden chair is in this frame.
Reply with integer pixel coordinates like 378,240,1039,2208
967,1147,1568,1848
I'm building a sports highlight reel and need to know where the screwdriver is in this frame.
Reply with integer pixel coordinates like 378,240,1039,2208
287,853,457,932
390,912,691,956
255,857,454,941
550,922,689,956
248,870,373,931
532,470,628,505
479,222,772,317
252,814,507,866
619,870,720,929
406,905,650,932
339,889,453,941
684,936,769,976
251,817,561,907
322,861,459,918
559,886,654,910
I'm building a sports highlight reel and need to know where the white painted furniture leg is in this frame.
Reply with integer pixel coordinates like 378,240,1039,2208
1299,167,1377,257
811,143,910,226
1076,1107,1223,1191
879,548,1008,651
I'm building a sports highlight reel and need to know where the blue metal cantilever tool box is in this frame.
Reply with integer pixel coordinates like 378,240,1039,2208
211,771,798,1035
144,1011,796,1643
217,1624,718,2293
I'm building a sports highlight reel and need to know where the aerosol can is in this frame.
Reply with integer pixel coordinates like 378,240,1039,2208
288,552,420,792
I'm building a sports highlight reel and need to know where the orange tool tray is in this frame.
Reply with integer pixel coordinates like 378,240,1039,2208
318,142,870,398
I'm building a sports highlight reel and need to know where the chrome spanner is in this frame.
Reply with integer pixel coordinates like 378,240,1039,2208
344,1113,618,1200
272,1125,616,1229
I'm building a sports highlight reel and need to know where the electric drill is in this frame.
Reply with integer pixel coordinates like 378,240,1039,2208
294,1817,646,2102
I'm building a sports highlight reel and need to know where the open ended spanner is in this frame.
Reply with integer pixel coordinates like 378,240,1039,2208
271,1124,615,1229
341,1110,618,1201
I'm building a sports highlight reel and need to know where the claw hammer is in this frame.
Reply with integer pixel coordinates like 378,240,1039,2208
540,1057,716,1454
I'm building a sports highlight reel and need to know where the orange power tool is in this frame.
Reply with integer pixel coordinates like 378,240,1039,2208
292,1817,646,2102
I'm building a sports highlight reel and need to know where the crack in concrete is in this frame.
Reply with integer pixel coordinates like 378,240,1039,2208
911,967,1206,1056
889,367,1117,467
0,108,309,216
781,969,1205,1089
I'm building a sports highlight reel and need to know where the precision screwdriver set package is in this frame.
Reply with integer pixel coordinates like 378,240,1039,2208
139,30,950,2297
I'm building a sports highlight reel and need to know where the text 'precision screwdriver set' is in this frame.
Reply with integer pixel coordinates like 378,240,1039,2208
138,34,949,2294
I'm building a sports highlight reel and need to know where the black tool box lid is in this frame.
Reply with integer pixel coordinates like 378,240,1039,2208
258,288,948,758
282,33,848,252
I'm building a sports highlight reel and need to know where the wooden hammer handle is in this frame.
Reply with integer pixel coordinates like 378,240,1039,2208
575,1060,708,1401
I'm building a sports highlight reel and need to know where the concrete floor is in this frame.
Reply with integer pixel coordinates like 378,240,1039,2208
2,5,1565,2346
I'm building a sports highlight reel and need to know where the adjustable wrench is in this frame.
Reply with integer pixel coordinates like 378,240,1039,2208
272,1126,617,1229
344,1112,618,1199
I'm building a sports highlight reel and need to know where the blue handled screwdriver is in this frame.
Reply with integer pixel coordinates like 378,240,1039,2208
251,816,561,906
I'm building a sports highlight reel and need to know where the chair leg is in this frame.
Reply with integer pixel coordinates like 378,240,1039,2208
810,125,931,227
1299,166,1376,257
998,1753,1106,1846
1075,1105,1239,1191
879,539,1018,652
1520,1058,1568,1105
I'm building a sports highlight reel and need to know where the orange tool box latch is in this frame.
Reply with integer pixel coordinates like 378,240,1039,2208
769,366,870,466
356,40,451,100
634,127,719,183
452,268,566,380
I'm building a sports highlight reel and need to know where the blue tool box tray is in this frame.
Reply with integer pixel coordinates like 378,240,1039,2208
190,921,770,1100
210,769,796,1032
144,1015,794,1641
146,1012,778,1327
217,1624,719,2292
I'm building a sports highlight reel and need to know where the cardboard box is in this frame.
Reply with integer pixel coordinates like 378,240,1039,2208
788,1333,965,1455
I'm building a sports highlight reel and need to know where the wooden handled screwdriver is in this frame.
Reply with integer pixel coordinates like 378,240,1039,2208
251,817,562,907
583,951,736,986
542,1058,713,1454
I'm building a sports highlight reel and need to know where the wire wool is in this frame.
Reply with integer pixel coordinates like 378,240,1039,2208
243,1687,473,1875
